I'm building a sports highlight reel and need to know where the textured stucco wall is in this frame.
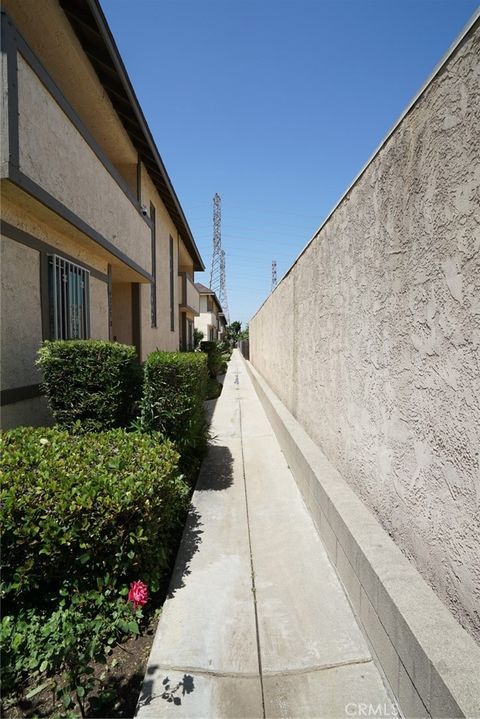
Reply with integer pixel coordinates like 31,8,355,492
139,166,180,355
1,193,110,276
89,276,109,341
111,282,133,346
1,42,9,178
2,0,138,172
250,21,480,642
0,236,43,389
17,54,151,274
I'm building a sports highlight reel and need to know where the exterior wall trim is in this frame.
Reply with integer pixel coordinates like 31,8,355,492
1,383,43,406
1,220,108,282
6,168,153,283
1,13,19,169
0,10,153,230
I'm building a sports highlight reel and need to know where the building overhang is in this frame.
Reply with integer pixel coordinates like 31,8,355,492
58,0,205,272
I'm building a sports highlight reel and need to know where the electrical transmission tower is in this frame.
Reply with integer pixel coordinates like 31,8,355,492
271,260,277,292
219,249,230,324
209,193,230,324
209,193,222,291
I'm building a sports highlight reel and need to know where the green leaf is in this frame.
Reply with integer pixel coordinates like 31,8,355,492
62,692,73,709
76,685,85,698
39,659,48,672
126,621,139,635
25,680,53,699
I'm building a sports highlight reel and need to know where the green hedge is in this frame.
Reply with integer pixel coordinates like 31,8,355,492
141,351,208,480
1,427,189,606
199,341,227,377
37,340,141,431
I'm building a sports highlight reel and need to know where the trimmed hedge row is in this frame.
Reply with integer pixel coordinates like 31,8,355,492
141,351,209,481
37,340,141,432
199,340,228,377
1,427,189,606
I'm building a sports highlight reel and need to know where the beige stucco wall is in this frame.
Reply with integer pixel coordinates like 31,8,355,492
90,276,109,340
250,21,480,642
1,41,9,178
2,190,108,276
2,0,138,176
111,283,132,346
16,54,151,275
0,236,43,389
138,166,179,355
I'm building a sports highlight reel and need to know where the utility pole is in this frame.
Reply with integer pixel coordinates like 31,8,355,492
271,260,277,292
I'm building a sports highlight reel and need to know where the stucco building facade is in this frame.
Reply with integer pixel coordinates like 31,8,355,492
194,283,227,342
0,0,204,428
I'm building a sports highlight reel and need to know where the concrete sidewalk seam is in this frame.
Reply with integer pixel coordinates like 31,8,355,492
239,398,267,719
148,657,373,680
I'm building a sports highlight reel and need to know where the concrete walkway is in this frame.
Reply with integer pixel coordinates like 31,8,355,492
136,351,395,718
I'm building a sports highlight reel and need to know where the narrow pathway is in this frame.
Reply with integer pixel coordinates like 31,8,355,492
136,351,394,718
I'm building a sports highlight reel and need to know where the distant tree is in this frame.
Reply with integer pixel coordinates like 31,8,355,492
225,321,242,345
193,328,204,349
239,324,249,341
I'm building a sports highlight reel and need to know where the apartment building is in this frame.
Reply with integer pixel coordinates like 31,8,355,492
194,283,227,342
0,0,204,428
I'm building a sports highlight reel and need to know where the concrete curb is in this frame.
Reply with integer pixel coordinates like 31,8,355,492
244,358,480,719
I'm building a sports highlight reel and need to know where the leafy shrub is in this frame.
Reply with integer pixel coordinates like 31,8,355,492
1,426,189,709
193,328,204,349
1,427,188,606
1,591,139,705
37,340,141,431
206,377,222,400
199,340,217,353
141,351,208,481
199,341,227,377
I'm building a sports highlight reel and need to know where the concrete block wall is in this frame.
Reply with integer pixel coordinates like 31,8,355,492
250,15,480,645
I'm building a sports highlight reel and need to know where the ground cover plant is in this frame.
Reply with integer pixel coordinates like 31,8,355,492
1,427,189,716
37,340,141,432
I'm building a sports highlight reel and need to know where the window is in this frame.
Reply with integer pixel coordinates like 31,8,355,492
49,255,90,339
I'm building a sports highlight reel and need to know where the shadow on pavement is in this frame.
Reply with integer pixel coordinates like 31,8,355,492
197,444,234,492
168,445,234,599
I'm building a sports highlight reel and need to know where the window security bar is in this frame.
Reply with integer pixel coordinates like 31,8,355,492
49,255,90,340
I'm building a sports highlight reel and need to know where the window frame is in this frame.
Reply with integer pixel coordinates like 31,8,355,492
48,254,90,340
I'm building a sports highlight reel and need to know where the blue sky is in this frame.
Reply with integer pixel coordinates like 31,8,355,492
101,0,478,326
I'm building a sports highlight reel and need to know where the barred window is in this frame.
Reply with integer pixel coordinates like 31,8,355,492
49,255,90,340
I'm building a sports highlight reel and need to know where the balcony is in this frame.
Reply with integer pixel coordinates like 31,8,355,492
2,28,152,280
179,273,200,315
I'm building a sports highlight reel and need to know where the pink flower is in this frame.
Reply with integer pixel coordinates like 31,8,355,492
128,580,149,610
